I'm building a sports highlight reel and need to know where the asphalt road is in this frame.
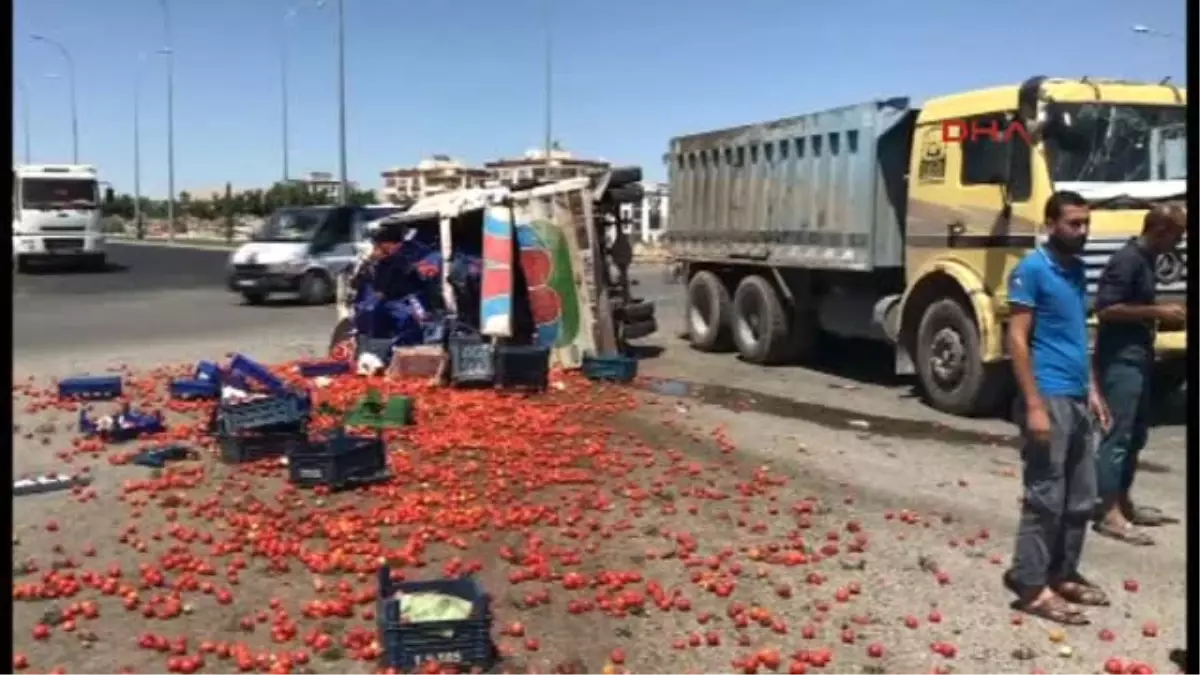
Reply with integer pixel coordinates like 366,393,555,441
14,243,330,357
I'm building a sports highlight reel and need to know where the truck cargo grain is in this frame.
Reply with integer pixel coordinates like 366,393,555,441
665,76,1187,417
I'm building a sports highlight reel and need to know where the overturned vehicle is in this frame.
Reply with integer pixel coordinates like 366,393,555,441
329,168,658,380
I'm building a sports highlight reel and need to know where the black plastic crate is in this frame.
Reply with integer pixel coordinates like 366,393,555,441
377,566,496,672
494,344,550,391
447,335,494,386
287,431,388,489
581,354,638,383
218,428,309,464
216,393,308,435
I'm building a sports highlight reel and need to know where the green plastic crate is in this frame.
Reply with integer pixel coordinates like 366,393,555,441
343,390,413,428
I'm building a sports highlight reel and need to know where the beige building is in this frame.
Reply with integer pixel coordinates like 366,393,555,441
483,146,610,187
294,171,356,198
380,155,490,204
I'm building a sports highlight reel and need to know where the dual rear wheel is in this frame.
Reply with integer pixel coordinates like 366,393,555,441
683,269,1005,416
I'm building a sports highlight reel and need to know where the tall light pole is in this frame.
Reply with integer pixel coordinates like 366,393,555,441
542,0,553,170
30,34,78,163
281,7,299,184
1131,24,1183,41
316,0,349,204
158,0,177,241
15,78,32,163
134,51,168,239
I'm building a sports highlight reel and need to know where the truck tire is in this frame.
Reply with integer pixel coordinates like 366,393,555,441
687,271,732,352
914,298,1004,416
15,256,30,274
329,317,355,360
241,290,268,305
731,275,791,364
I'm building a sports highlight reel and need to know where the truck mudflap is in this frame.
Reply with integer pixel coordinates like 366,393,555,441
332,168,655,370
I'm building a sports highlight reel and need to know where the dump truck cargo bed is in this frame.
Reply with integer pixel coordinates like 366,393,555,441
664,98,917,271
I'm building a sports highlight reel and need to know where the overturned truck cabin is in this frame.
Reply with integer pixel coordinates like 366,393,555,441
329,168,659,376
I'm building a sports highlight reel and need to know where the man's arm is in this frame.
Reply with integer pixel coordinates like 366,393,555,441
1094,251,1171,323
1006,261,1042,410
1007,308,1041,410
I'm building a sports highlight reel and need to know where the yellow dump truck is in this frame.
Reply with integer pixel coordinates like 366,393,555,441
665,76,1187,417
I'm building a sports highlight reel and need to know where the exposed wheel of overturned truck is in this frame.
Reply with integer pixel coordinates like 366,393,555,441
731,275,791,365
686,271,733,352
915,298,1007,417
328,317,355,361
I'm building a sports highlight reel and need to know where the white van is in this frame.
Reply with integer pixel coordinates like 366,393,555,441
12,164,108,272
227,204,406,305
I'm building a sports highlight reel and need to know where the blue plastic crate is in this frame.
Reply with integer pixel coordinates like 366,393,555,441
376,566,495,672
217,394,308,435
79,406,165,442
494,344,550,391
298,360,352,378
228,354,288,394
581,354,638,383
194,360,223,382
57,375,123,400
169,378,220,400
448,336,494,386
219,429,309,464
286,430,389,489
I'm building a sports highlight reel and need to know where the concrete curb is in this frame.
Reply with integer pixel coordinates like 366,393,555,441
107,235,239,251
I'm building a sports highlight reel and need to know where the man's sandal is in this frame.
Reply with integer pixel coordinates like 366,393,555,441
1009,596,1090,626
1054,578,1111,607
1093,520,1155,546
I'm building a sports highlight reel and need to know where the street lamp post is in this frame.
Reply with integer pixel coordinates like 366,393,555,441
542,0,553,171
281,7,299,184
133,51,167,239
158,0,177,241
16,78,32,163
30,34,78,163
316,0,349,203
1131,24,1183,41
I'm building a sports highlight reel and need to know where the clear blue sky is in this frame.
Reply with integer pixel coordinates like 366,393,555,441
13,0,1186,198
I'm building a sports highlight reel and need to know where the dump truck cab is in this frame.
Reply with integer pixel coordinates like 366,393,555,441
898,76,1187,414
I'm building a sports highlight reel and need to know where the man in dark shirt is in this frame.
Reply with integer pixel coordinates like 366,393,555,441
1004,190,1112,625
1091,204,1186,545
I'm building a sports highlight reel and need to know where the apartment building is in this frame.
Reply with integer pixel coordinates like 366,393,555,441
483,146,610,187
379,155,490,204
617,181,669,244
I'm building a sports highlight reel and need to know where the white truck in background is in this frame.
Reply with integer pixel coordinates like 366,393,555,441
12,164,110,272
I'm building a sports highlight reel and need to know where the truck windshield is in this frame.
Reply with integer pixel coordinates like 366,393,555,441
252,207,332,242
1045,102,1188,183
19,178,99,210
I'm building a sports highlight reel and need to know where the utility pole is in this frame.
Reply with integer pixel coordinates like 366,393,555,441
16,78,32,163
159,0,177,241
336,0,349,204
281,7,299,183
542,0,553,170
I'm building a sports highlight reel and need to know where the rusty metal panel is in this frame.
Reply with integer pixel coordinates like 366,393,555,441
665,98,915,271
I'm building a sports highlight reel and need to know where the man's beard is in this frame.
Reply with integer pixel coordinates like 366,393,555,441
1048,234,1087,254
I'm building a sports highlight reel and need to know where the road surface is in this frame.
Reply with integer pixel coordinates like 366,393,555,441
11,242,1188,674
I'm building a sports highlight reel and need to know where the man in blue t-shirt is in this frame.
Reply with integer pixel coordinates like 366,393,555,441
1003,190,1112,625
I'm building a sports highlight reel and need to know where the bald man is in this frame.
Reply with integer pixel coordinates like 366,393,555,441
1091,204,1187,546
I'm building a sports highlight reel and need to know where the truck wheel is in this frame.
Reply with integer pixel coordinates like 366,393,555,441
915,298,1004,416
241,290,268,305
329,317,355,360
731,275,790,364
299,271,335,305
15,256,30,274
686,271,733,352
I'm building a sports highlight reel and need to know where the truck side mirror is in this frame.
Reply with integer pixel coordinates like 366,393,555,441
104,187,115,205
